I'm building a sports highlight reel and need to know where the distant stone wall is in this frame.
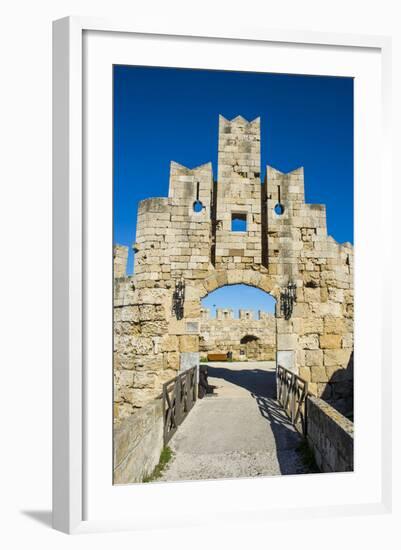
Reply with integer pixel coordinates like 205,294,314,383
113,398,164,484
200,308,276,361
307,396,354,472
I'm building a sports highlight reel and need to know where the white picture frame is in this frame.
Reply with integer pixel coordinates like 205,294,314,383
52,16,392,534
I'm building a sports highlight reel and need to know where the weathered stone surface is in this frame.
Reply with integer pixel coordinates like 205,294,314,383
200,308,276,361
310,367,329,383
324,315,345,334
324,349,352,367
299,334,320,350
114,245,129,278
164,351,180,371
276,332,297,351
114,398,164,484
319,334,342,349
305,349,323,367
179,335,199,353
161,334,179,352
295,317,324,335
307,396,353,473
299,367,311,381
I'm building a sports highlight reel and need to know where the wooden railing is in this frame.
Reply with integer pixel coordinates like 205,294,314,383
277,364,309,436
162,366,198,445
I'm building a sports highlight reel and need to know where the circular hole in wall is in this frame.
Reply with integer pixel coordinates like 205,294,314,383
193,200,204,213
274,203,285,215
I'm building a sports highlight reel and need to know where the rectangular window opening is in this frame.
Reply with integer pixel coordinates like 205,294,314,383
231,212,247,232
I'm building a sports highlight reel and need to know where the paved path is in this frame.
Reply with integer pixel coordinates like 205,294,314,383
160,361,309,482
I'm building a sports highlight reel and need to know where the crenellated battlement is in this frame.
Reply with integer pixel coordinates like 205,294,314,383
200,307,275,321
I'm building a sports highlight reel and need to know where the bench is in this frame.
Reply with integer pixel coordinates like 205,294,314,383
207,353,228,361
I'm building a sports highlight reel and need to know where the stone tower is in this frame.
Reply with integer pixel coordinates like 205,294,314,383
215,115,262,269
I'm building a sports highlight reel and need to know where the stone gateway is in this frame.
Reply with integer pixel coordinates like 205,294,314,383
113,115,354,424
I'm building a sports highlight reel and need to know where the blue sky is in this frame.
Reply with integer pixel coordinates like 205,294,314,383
202,285,277,317
114,65,353,313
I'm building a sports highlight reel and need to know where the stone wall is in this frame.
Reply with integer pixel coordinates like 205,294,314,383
307,395,354,472
113,244,128,278
199,308,276,361
114,281,181,417
113,114,354,420
215,116,262,268
114,397,164,484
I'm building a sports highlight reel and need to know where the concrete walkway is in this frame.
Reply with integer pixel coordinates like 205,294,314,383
160,361,309,482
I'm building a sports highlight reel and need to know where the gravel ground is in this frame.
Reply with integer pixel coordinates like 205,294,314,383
160,362,309,482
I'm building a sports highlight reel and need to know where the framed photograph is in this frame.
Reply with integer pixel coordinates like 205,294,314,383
53,17,392,534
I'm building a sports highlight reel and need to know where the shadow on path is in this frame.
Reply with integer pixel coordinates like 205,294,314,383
207,365,309,475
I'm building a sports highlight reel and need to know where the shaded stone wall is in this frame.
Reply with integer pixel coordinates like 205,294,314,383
199,308,276,361
307,395,354,472
114,397,164,484
113,114,354,422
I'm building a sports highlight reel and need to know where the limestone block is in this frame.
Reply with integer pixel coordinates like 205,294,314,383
135,288,169,305
299,334,320,350
305,349,323,367
164,351,180,371
311,302,342,317
292,302,310,317
324,349,352,367
161,334,179,352
304,287,321,303
276,319,293,334
297,317,324,335
296,349,306,366
320,287,328,302
117,369,135,387
179,335,199,352
185,285,202,300
139,304,167,322
319,334,342,349
324,315,345,334
130,336,153,355
342,333,354,348
140,320,168,337
133,371,156,390
328,288,344,303
138,354,164,371
115,401,135,421
184,300,201,318
120,305,140,322
277,333,297,350
311,367,329,383
299,367,311,382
